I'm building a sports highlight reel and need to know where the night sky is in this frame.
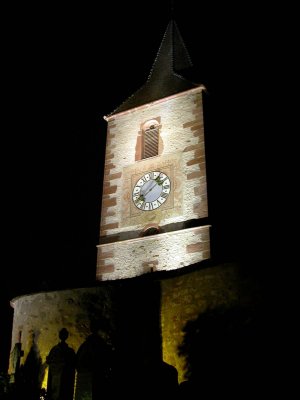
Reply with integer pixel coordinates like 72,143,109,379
1,1,281,372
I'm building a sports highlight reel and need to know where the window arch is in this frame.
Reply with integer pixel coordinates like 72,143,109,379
135,118,162,161
140,223,161,237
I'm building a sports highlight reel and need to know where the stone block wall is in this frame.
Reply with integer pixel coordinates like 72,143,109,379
97,225,210,280
9,263,260,390
9,286,115,387
100,86,207,241
160,263,260,383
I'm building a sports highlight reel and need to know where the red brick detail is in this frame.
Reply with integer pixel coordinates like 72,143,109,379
183,120,199,128
102,209,116,217
108,122,116,129
99,251,114,259
193,98,202,106
100,228,117,237
101,222,119,231
102,194,110,200
194,147,205,158
135,134,143,161
190,162,206,174
105,172,122,181
187,171,202,180
194,185,207,196
193,129,203,137
193,198,208,216
103,185,117,195
97,264,115,274
107,133,116,139
104,163,116,170
199,229,210,241
188,164,206,180
105,152,114,161
186,156,205,166
107,144,116,151
102,197,117,207
137,118,162,161
98,259,112,268
192,107,202,115
202,250,211,259
191,124,202,131
186,241,210,253
97,260,104,267
183,142,204,152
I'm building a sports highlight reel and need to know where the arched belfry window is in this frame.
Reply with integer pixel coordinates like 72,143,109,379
135,118,162,161
142,119,159,159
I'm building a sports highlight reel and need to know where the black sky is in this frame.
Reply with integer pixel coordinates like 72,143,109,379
1,1,281,371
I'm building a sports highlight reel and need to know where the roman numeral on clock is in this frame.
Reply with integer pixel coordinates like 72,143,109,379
161,192,169,199
151,171,161,180
132,171,171,211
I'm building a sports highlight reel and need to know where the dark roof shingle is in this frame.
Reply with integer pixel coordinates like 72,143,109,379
107,20,199,117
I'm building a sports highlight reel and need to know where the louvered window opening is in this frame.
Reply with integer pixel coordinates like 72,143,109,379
143,127,159,159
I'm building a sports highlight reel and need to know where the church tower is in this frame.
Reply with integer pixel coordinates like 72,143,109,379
7,19,263,395
97,21,210,280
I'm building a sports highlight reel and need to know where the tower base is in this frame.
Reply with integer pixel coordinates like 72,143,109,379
96,225,210,280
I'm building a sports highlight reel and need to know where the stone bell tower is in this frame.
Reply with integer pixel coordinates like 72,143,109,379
96,20,210,281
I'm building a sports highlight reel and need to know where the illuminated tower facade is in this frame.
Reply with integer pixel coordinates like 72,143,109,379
96,21,210,280
8,20,261,395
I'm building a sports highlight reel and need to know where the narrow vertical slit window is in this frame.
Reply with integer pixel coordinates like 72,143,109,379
143,121,159,159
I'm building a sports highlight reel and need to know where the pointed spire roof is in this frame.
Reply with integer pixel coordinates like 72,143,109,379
107,20,199,117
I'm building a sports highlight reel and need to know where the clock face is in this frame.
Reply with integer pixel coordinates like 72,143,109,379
132,171,171,211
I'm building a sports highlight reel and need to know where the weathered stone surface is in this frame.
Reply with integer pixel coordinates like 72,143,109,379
100,87,207,240
160,263,260,383
97,225,210,280
9,286,115,388
9,263,260,389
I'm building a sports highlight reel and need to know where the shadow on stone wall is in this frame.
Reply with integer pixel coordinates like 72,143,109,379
46,328,76,400
8,330,45,400
178,305,269,397
75,318,114,399
6,277,179,398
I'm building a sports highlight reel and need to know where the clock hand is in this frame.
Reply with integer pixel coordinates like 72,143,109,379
155,175,167,186
136,194,145,202
143,181,157,197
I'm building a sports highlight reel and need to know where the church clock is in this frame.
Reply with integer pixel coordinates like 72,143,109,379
132,171,171,211
96,20,210,280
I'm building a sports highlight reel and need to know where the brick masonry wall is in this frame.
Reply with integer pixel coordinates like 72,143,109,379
160,263,260,383
100,87,207,240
